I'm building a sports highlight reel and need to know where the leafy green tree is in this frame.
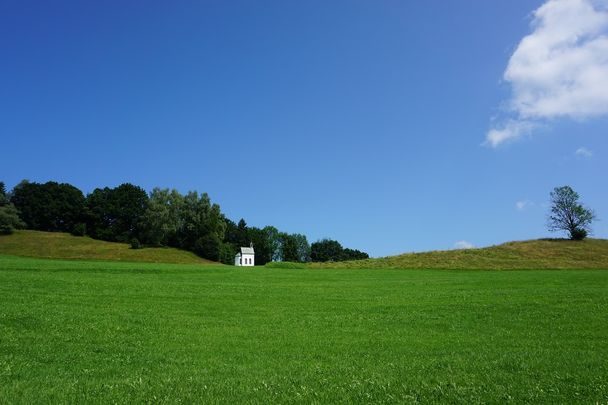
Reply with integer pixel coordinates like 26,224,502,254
310,239,369,262
310,239,344,262
292,233,311,262
219,242,237,264
225,218,250,248
86,183,148,242
263,226,281,262
278,233,300,262
223,218,239,246
244,226,279,265
178,191,210,250
237,219,248,244
0,181,25,234
179,192,226,254
207,204,226,243
548,186,596,240
139,188,184,246
342,248,369,260
11,180,85,232
0,182,7,205
194,233,222,261
0,201,25,235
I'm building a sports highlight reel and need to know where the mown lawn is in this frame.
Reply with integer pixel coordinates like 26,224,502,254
1,255,607,403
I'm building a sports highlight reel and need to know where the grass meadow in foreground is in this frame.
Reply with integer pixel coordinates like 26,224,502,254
1,255,607,403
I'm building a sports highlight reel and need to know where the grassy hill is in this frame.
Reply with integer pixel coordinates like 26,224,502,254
0,230,215,264
3,230,608,270
308,239,608,270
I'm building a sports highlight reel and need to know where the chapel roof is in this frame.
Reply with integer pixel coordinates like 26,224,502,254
240,246,254,255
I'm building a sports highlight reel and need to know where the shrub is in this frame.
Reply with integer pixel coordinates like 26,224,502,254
130,238,142,249
71,223,86,236
0,223,14,235
570,228,588,241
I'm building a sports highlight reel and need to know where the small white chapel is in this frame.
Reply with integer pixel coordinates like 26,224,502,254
234,243,255,267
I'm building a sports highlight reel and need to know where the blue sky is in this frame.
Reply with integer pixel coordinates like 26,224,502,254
2,0,607,257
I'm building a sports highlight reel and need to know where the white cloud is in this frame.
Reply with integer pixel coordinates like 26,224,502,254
454,240,475,250
487,0,608,146
485,120,538,147
575,146,594,157
515,199,534,211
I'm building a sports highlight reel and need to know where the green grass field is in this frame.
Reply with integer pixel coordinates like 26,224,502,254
1,255,607,403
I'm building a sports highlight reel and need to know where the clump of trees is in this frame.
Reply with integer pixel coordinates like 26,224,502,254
310,239,369,262
138,188,227,261
548,186,596,240
1,179,369,264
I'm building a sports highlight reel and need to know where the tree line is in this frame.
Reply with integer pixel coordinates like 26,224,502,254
0,180,369,264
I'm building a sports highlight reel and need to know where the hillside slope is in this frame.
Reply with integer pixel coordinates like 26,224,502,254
309,239,608,270
0,230,215,265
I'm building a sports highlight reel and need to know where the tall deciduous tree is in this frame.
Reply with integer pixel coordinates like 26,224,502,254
0,204,25,235
310,239,369,262
310,239,344,262
263,226,281,262
223,218,239,247
0,181,25,234
219,242,237,265
279,233,300,262
548,186,595,240
245,225,282,265
179,191,210,250
86,183,148,242
291,233,311,263
0,182,7,205
236,219,249,247
139,188,184,246
194,233,222,262
342,248,369,261
11,180,85,233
